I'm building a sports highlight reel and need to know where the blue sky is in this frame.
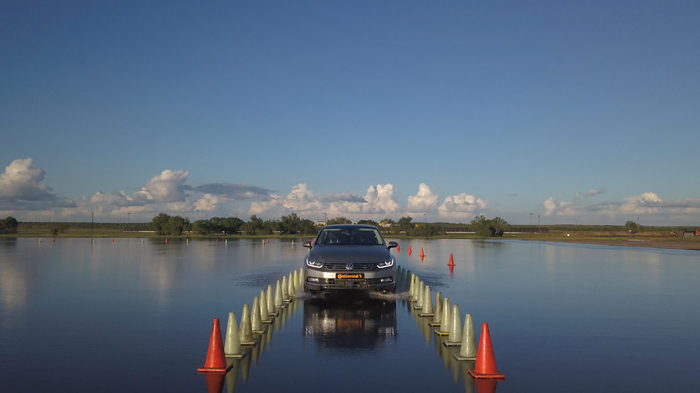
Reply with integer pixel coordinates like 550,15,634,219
1,1,699,225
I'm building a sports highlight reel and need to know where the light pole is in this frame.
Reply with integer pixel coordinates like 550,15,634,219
91,212,94,235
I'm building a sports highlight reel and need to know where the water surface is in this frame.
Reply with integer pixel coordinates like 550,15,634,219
1,238,698,392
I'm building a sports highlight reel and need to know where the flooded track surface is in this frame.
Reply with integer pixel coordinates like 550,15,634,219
1,238,700,392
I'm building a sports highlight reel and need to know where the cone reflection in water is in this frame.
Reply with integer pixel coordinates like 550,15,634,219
281,276,289,302
422,311,432,344
204,373,226,393
405,270,411,292
298,268,305,291
260,290,271,323
468,322,505,379
430,292,443,327
240,350,252,382
267,285,277,316
450,353,460,383
461,361,476,393
474,380,498,393
274,281,283,311
251,297,263,334
224,312,243,358
445,304,463,347
439,297,451,335
225,358,241,393
198,318,229,373
455,313,477,360
420,285,434,317
251,334,261,365
239,304,255,346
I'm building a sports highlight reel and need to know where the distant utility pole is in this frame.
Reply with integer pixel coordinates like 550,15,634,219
637,215,640,233
538,214,541,233
128,212,131,227
91,212,94,235
324,213,328,224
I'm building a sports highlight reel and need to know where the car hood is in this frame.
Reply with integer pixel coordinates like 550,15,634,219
308,245,390,263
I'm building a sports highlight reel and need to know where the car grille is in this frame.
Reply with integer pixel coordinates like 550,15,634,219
322,262,378,271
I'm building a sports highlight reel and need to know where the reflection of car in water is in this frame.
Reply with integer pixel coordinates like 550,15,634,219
303,225,397,293
303,292,397,352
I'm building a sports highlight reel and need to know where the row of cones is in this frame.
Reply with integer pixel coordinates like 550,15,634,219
402,266,505,380
198,268,306,374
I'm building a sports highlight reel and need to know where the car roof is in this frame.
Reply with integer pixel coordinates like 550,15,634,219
321,224,378,229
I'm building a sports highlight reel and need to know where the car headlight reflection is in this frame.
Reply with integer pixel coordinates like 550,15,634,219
376,259,394,269
306,258,323,268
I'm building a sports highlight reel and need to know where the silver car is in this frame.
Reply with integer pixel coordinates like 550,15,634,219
303,225,397,293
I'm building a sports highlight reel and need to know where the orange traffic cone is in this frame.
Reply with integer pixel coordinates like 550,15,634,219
475,380,499,393
420,247,425,257
204,373,225,393
52,238,55,243
165,238,168,244
448,253,455,267
197,318,232,374
311,239,314,245
112,238,114,243
216,238,219,243
468,323,505,379
449,265,454,275
266,239,269,244
408,245,412,255
397,244,400,252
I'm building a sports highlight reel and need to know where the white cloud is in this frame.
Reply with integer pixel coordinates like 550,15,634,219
248,184,324,217
543,197,557,216
0,158,53,200
194,194,226,212
620,192,663,214
438,193,487,219
141,170,189,202
407,183,439,212
329,184,400,216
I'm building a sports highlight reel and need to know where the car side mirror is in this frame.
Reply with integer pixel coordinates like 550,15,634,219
387,241,398,249
303,241,312,249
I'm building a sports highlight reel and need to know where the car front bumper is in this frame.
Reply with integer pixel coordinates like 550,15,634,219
304,267,395,290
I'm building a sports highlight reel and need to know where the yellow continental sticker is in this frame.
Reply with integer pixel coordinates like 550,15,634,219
337,273,363,279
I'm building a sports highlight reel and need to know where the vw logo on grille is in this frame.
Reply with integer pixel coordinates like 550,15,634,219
345,263,354,270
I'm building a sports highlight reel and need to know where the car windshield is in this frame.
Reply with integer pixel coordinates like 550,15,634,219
317,227,384,246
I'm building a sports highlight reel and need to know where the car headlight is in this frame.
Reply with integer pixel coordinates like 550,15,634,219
376,259,394,269
306,258,324,268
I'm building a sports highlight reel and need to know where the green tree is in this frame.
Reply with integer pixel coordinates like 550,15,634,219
356,219,379,227
151,213,171,235
397,216,414,228
166,216,189,235
280,213,302,234
0,216,19,234
470,216,509,237
624,220,639,234
326,216,352,225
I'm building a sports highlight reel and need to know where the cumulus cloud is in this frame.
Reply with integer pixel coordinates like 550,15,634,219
192,183,273,200
141,170,189,202
248,184,324,217
90,191,150,207
620,192,663,214
329,184,400,215
543,197,557,216
407,183,439,212
194,194,226,211
438,193,487,219
323,191,367,203
0,158,54,201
